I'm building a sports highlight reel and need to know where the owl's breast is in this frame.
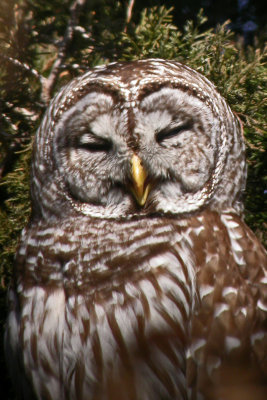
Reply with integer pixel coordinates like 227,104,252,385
10,212,267,399
60,217,194,399
13,216,195,399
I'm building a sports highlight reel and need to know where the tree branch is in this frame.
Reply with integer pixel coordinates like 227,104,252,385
124,0,135,32
0,54,43,84
41,0,87,103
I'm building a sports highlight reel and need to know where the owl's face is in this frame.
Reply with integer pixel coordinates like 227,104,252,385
33,59,246,219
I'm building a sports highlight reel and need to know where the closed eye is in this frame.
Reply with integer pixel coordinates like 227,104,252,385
156,123,192,143
77,133,112,152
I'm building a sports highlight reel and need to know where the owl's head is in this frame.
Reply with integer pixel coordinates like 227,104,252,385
32,59,246,220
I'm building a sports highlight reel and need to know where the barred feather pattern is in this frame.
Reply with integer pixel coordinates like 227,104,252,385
6,211,267,399
5,59,267,400
7,215,195,400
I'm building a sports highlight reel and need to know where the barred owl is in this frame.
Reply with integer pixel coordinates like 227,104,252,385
5,59,267,400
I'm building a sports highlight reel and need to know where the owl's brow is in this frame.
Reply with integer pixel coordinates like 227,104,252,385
136,80,211,106
55,82,125,122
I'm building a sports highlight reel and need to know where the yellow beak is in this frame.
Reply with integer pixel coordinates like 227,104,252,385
130,154,150,206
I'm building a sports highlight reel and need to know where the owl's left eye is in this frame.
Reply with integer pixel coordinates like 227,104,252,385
155,123,192,143
77,133,112,152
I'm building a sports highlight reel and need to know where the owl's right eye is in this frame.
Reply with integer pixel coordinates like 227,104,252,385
77,133,112,152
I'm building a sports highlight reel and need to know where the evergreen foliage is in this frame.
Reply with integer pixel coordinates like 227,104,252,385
0,1,266,396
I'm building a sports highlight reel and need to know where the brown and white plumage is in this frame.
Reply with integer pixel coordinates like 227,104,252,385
5,59,267,399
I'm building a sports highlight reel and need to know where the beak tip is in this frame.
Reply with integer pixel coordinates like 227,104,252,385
130,154,150,206
131,183,150,207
